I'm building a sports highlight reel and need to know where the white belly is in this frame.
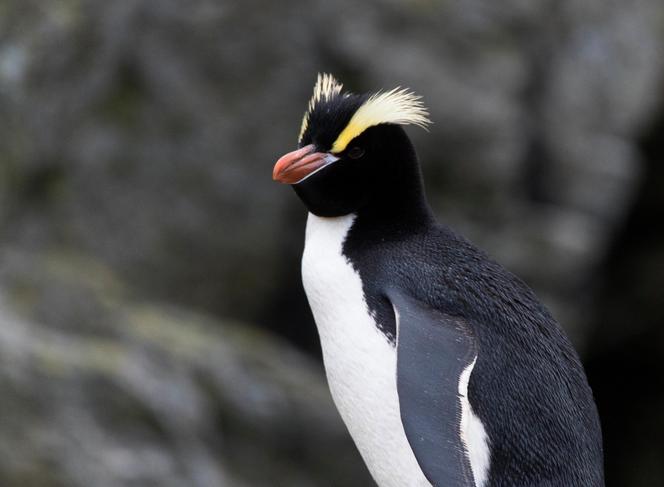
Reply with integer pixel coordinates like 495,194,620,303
301,213,431,487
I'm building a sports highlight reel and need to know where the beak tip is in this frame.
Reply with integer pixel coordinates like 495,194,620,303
272,144,321,185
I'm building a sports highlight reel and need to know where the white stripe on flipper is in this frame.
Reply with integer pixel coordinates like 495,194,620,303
459,358,491,486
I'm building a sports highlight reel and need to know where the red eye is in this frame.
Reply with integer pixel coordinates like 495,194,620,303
347,146,365,159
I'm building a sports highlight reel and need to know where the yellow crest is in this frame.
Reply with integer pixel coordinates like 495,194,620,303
330,87,431,153
298,73,432,152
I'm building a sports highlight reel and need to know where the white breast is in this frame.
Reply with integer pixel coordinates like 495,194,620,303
301,213,431,487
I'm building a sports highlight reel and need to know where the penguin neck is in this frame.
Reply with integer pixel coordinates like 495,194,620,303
355,153,435,236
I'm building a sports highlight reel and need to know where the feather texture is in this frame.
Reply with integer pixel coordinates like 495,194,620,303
298,73,343,143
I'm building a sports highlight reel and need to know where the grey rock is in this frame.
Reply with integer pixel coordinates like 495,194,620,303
0,249,372,487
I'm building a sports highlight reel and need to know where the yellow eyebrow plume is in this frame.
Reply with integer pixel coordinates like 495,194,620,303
331,87,431,153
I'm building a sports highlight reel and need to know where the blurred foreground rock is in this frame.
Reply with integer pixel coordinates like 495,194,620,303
0,250,372,487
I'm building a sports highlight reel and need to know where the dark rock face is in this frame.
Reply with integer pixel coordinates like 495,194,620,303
585,111,664,487
0,0,663,485
1,0,315,322
2,0,662,334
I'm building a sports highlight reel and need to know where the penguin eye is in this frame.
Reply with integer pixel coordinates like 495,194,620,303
347,146,365,160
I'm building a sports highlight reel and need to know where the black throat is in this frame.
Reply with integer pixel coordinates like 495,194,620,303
354,125,435,236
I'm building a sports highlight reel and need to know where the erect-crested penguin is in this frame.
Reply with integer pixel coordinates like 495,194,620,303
272,74,604,487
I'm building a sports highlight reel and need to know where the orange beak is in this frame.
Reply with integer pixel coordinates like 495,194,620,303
273,144,339,184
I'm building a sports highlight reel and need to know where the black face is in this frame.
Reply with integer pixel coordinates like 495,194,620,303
293,123,421,217
293,124,416,217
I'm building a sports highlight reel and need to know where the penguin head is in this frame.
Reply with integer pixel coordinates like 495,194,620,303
273,74,431,217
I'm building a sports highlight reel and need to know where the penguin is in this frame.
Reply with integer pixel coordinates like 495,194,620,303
272,74,604,487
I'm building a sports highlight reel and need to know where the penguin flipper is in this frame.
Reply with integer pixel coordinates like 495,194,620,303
388,289,478,487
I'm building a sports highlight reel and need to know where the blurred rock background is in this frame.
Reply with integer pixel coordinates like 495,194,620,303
0,0,662,486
